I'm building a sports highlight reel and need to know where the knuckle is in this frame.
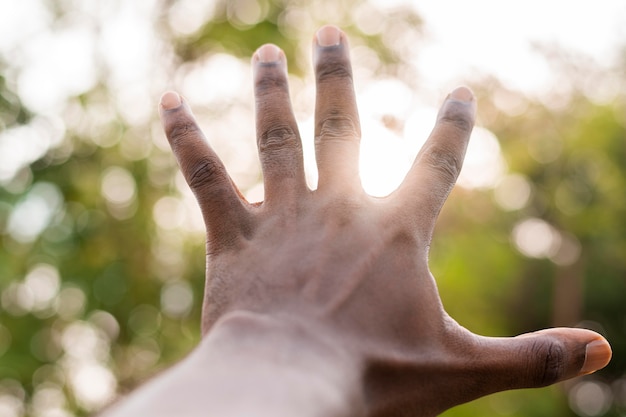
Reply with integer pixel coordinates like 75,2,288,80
166,118,201,145
419,145,462,183
186,156,226,191
318,65,352,83
316,115,360,142
255,71,288,96
259,126,300,153
528,338,566,386
316,60,353,84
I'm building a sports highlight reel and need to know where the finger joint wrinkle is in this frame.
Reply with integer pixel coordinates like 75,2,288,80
260,127,300,152
316,116,360,141
438,112,473,134
420,147,462,182
533,339,565,386
187,158,224,189
167,121,200,143
316,63,353,83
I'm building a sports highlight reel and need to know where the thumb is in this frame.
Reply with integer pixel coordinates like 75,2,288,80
518,328,612,379
475,328,611,393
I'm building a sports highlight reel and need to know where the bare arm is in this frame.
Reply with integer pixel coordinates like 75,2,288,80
103,312,363,417
101,25,611,417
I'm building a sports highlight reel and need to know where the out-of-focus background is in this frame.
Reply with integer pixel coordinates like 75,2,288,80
0,0,624,415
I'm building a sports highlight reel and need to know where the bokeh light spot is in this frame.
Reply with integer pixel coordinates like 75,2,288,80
128,305,162,337
24,264,61,312
512,218,560,259
161,281,194,318
0,393,24,417
568,380,613,417
7,182,63,243
61,321,109,362
89,311,120,342
101,167,136,206
153,197,185,231
66,362,117,411
30,383,68,417
493,173,532,211
127,337,161,373
100,166,137,219
56,286,87,320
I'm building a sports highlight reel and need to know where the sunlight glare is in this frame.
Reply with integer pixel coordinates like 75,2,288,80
66,362,117,411
0,394,23,417
0,117,65,184
301,94,504,196
168,0,217,35
100,5,153,86
360,120,412,197
18,27,97,112
357,78,417,196
413,0,626,97
0,0,50,54
457,127,506,190
7,182,63,243
30,384,67,416
180,54,250,105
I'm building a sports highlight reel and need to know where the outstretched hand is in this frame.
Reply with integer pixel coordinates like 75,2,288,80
158,25,611,416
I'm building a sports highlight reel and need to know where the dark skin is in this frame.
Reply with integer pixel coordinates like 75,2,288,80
103,25,611,417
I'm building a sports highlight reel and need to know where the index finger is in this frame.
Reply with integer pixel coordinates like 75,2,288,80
159,92,252,250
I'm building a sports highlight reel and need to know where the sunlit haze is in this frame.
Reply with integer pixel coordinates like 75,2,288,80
1,1,624,199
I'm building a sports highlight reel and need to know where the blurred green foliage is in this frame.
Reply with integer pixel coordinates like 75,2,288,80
0,0,624,416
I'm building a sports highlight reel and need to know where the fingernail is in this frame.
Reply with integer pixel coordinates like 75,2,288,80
580,339,612,375
449,86,474,103
256,44,282,63
160,91,182,110
316,25,341,47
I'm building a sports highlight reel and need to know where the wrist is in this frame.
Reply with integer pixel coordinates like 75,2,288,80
201,310,365,417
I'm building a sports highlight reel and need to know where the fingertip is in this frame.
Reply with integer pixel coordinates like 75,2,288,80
312,25,349,67
253,44,284,64
316,25,342,47
580,337,612,375
521,328,612,380
441,86,476,118
160,91,182,111
449,86,475,103
436,86,477,131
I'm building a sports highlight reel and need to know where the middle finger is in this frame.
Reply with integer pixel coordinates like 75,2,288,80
313,25,362,194
253,44,307,206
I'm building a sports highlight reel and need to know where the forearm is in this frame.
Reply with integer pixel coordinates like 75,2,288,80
101,311,364,417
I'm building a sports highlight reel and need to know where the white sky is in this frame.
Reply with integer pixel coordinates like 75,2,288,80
410,0,626,94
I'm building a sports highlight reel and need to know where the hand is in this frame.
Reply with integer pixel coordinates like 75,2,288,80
158,25,611,416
